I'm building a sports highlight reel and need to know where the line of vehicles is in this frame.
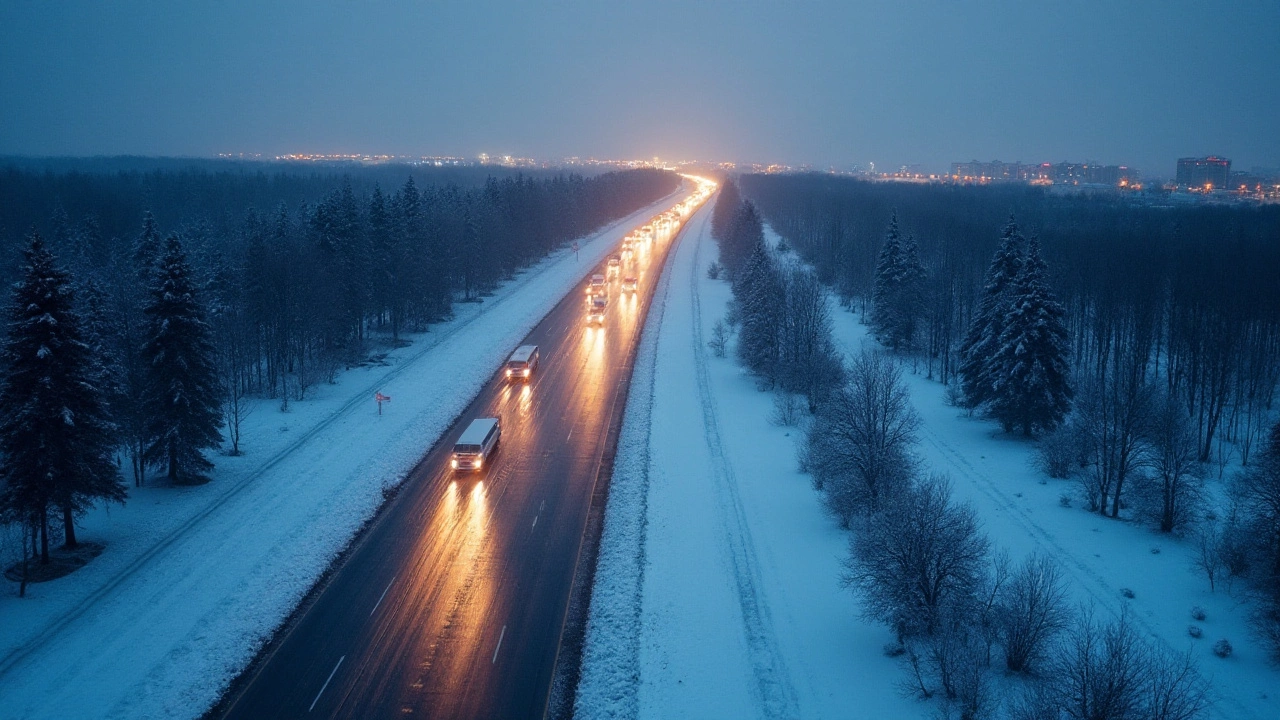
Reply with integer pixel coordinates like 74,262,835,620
450,177,716,474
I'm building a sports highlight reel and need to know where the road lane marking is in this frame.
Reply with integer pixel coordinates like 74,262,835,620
532,514,538,529
539,500,546,512
370,576,396,617
567,429,573,441
492,625,507,664
309,655,345,712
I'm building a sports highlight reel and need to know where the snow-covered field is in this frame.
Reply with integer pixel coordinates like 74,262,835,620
578,208,1279,719
0,183,691,720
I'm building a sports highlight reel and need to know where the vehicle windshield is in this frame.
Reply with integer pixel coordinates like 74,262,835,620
507,361,527,369
454,444,482,455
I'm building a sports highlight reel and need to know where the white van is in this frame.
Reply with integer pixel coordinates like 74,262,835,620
504,345,539,381
451,417,501,472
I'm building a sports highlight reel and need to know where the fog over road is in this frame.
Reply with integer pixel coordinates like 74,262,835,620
219,189,708,719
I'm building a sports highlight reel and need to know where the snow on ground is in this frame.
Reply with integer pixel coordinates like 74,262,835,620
579,212,1280,720
578,202,920,719
0,183,691,720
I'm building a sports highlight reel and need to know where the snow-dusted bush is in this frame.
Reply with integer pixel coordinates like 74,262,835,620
844,474,989,639
807,350,920,525
769,390,803,427
1034,421,1081,479
708,319,729,358
1019,608,1210,720
1213,639,1233,658
705,260,723,280
1188,625,1203,639
997,553,1071,673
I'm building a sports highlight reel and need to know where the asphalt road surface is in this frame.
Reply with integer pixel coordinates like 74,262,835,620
219,194,703,720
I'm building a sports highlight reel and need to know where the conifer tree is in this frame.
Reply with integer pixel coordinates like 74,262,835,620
0,232,124,561
870,215,928,351
721,200,765,280
735,238,785,385
988,236,1072,435
958,217,1026,408
141,235,223,484
711,177,742,241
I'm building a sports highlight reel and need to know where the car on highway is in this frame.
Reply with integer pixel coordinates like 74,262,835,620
607,254,621,271
586,273,606,296
451,417,500,472
586,295,607,325
622,276,638,293
503,344,539,381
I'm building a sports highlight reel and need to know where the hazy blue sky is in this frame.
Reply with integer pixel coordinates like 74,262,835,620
2,1,1277,177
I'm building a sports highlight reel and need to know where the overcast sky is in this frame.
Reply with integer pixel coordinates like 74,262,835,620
2,1,1277,177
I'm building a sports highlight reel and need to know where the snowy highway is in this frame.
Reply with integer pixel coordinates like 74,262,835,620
217,183,713,719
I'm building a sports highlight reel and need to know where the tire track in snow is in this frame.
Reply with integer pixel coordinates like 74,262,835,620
0,186,690,683
688,224,800,720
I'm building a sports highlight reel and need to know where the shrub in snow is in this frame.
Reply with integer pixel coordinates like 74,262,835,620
1017,608,1210,720
1035,419,1081,479
769,390,803,427
1213,639,1233,658
1252,600,1280,664
1120,588,1135,599
807,350,920,525
708,319,729,358
1188,625,1203,639
943,381,966,408
1059,493,1072,508
1191,606,1206,622
882,641,906,657
997,553,1071,673
705,260,722,280
844,474,989,639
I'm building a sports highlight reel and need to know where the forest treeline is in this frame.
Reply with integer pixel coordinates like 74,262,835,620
708,186,1218,718
742,174,1280,472
714,176,1280,714
0,162,678,582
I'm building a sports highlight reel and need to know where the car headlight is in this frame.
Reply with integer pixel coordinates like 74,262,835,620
523,368,530,376
505,369,512,377
475,457,482,469
451,458,458,469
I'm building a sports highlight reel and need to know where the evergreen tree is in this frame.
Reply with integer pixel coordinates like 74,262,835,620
988,236,1072,435
141,235,223,484
734,239,786,385
0,232,124,562
711,177,742,242
870,215,928,351
721,200,765,280
958,216,1026,409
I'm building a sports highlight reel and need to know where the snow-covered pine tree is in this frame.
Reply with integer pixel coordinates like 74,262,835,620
734,238,785,386
958,216,1026,409
870,214,905,345
898,233,927,349
987,236,1072,435
870,215,928,351
141,234,223,484
711,177,742,242
721,200,766,280
0,232,124,562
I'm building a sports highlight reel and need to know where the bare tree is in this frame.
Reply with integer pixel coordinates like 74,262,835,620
998,553,1072,673
1076,373,1156,517
1134,392,1204,533
845,474,990,639
807,349,920,525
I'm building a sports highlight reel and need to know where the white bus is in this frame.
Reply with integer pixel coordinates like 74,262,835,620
504,345,539,381
451,417,501,472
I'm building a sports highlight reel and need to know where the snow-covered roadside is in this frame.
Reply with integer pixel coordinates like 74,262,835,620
577,202,919,719
0,183,692,720
766,226,1279,720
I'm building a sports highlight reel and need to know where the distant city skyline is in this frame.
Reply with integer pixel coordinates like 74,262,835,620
2,2,1277,177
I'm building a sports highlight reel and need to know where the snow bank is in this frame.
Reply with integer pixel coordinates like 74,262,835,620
0,183,691,720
